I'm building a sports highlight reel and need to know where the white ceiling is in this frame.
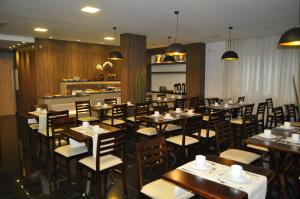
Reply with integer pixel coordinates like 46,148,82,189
0,0,297,48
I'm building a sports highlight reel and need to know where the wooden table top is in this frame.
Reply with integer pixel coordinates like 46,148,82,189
244,128,300,155
206,103,249,111
162,155,275,199
138,112,200,125
61,123,121,142
150,99,175,103
291,122,300,127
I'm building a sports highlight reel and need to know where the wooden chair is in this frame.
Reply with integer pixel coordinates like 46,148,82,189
207,98,220,106
265,98,274,128
52,117,88,194
104,98,117,105
255,102,266,131
136,137,194,199
102,104,127,127
157,93,166,99
285,104,298,122
189,97,200,109
78,129,127,198
75,101,99,123
166,115,202,163
237,96,245,103
214,121,260,164
38,110,69,160
274,106,284,127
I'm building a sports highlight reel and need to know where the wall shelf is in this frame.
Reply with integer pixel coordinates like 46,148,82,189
151,62,186,66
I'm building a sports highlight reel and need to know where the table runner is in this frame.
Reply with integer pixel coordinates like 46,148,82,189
179,160,267,199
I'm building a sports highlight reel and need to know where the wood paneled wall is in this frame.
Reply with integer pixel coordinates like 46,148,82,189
15,45,37,114
35,38,121,97
120,33,147,103
147,42,206,99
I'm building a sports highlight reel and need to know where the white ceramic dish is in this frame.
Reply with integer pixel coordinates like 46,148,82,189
224,171,250,183
191,162,212,171
285,137,300,144
258,133,276,139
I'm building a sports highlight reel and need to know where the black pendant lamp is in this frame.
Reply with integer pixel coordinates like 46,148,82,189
278,0,300,46
108,27,123,61
222,27,239,61
163,36,176,63
166,11,187,56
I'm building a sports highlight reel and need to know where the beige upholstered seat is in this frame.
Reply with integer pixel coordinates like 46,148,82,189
246,144,269,152
193,129,216,138
29,123,39,130
164,124,182,132
166,135,198,146
137,127,157,136
141,178,194,199
78,116,99,122
126,116,135,122
54,145,88,157
39,128,64,137
230,118,250,124
220,149,260,164
79,154,123,171
102,119,125,126
202,115,209,121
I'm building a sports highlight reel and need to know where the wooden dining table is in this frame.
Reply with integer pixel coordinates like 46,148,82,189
243,126,300,199
162,155,275,199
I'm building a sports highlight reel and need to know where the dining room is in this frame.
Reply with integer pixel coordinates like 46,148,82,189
0,0,300,199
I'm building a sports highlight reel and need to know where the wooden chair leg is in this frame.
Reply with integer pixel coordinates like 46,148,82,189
121,164,127,197
67,160,71,196
96,173,102,199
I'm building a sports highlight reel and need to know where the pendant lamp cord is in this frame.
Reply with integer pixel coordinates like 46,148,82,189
113,27,116,45
228,27,233,50
168,36,171,45
298,0,300,26
175,11,179,43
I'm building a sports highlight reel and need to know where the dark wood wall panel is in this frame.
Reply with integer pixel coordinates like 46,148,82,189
15,45,37,114
35,38,121,97
120,33,147,103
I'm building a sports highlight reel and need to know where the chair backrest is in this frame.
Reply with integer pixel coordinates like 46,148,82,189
256,102,266,120
189,97,199,109
135,137,169,190
104,98,117,105
134,103,150,119
157,93,166,98
29,104,48,111
75,101,91,118
214,121,234,155
207,98,219,106
274,106,284,127
242,104,254,119
46,110,69,137
182,115,203,145
51,117,77,148
95,129,126,172
265,98,274,114
237,96,245,103
174,98,185,109
109,104,127,125
285,104,297,122
145,95,152,103
207,110,224,130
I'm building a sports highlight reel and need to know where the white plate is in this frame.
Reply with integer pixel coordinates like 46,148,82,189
224,171,250,183
258,133,276,139
191,162,212,171
285,137,300,144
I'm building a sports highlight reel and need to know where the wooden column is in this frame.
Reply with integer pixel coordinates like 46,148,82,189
186,43,206,99
120,33,147,103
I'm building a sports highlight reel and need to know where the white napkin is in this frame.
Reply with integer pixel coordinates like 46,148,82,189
38,115,47,132
69,138,85,148
174,186,186,198
179,160,267,199
27,118,37,124
92,132,101,157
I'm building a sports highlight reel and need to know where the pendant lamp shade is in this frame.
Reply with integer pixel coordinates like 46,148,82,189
165,11,187,56
107,27,123,61
163,55,176,63
222,27,238,61
108,51,123,61
279,0,300,46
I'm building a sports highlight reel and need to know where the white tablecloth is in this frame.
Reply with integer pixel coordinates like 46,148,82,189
179,160,267,199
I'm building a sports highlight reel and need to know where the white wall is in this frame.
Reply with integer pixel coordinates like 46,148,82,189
205,41,226,98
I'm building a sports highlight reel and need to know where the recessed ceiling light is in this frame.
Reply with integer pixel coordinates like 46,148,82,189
22,41,26,44
17,43,21,46
49,36,53,39
34,27,48,32
77,40,80,42
104,37,115,41
100,42,104,44
81,6,100,14
12,45,16,48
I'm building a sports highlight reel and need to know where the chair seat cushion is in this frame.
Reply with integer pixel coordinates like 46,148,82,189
78,116,99,122
38,128,64,137
79,154,123,171
137,127,157,136
126,116,135,122
29,123,39,130
220,149,260,164
202,115,209,121
193,129,216,138
230,118,250,125
164,124,182,132
102,119,125,126
54,145,88,157
166,135,198,146
141,178,194,199
246,144,269,152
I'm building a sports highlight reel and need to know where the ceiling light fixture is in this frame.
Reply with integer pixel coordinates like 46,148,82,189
166,11,187,56
34,27,48,32
77,40,80,42
107,27,123,61
49,36,53,39
17,44,20,46
221,27,239,61
104,36,115,41
278,0,300,46
163,36,176,63
81,6,100,14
